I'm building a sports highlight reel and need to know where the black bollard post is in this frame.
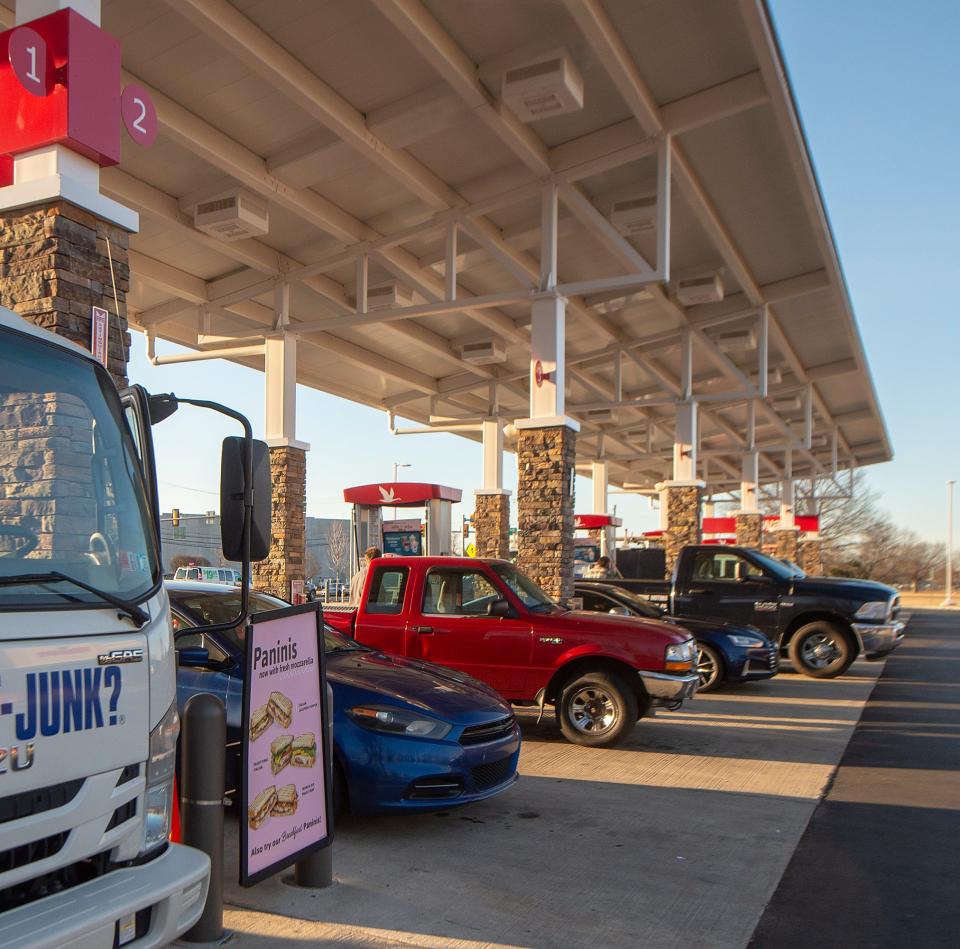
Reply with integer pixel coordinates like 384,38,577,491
181,692,226,942
294,682,334,888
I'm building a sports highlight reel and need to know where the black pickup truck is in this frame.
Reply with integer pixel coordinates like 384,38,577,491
601,545,903,678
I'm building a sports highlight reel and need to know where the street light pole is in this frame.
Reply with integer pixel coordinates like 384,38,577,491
943,480,956,607
390,463,410,521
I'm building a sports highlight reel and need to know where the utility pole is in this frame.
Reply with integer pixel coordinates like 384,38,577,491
943,480,956,607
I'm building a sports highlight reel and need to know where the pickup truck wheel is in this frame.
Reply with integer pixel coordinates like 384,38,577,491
557,672,638,747
696,643,724,693
788,622,854,678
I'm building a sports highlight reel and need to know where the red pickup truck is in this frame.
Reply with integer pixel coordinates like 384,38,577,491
325,557,698,747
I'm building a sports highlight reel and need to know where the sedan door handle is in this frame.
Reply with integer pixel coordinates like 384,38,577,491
411,625,434,634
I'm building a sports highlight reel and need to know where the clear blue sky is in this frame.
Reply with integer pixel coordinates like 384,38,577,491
130,1,959,544
768,0,960,541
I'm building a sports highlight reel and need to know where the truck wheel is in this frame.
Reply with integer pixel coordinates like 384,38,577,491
788,622,854,678
696,643,724,692
557,672,638,747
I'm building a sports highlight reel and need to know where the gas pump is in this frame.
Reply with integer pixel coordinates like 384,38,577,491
344,482,462,574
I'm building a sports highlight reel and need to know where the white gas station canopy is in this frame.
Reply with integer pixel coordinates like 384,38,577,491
0,0,890,492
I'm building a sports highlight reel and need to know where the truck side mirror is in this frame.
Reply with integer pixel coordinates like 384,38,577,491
487,598,512,618
220,437,272,562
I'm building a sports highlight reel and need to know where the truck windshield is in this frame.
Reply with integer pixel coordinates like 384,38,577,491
0,329,159,610
744,550,797,581
492,564,557,612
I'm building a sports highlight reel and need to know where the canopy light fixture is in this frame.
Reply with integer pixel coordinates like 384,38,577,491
502,50,584,122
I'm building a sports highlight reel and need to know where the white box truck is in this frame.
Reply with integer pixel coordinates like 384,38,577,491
0,305,270,947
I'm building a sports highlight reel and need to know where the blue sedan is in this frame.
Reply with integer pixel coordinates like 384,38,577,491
168,581,520,815
575,581,779,692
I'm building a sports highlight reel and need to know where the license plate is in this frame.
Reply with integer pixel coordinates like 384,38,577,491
117,912,137,946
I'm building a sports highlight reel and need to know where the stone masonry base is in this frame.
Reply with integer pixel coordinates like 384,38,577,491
517,425,576,602
474,492,511,560
797,538,824,575
664,485,702,578
735,512,764,549
1,201,131,388
253,446,307,601
773,529,800,563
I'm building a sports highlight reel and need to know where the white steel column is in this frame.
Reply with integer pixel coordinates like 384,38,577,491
591,459,608,514
591,459,611,555
740,450,760,512
529,295,567,421
264,285,309,451
673,400,698,482
779,449,795,530
482,418,504,491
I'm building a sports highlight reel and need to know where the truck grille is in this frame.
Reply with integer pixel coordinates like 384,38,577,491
459,716,516,745
0,778,84,826
470,756,515,790
0,850,111,914
0,764,140,913
0,831,69,876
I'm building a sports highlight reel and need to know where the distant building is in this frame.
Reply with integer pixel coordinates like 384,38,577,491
159,512,350,580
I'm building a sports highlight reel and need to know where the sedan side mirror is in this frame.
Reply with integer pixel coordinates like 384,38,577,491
487,598,512,618
178,646,211,668
608,606,632,617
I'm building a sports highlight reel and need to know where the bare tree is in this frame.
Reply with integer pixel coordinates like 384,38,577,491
170,554,211,570
327,520,346,582
305,549,320,581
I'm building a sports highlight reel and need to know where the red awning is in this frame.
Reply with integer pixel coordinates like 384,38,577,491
343,482,463,506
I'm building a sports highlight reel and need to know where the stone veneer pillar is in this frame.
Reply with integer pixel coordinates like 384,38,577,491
253,445,307,600
517,425,576,602
661,483,703,578
797,538,824,575
773,529,800,563
735,512,764,549
473,491,511,560
1,202,131,387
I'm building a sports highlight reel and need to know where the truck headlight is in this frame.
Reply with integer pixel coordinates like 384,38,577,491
855,601,889,622
347,705,452,740
665,639,696,672
142,701,179,855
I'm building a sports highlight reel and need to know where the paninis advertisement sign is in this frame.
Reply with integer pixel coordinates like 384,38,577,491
240,602,331,886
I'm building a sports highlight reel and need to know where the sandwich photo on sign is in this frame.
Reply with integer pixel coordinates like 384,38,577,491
271,784,299,817
250,703,273,742
248,785,277,830
271,734,292,775
269,691,293,729
291,733,316,768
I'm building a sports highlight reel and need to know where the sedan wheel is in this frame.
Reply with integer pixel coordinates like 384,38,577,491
696,643,724,693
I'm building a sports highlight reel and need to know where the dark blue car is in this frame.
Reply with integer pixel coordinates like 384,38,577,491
575,581,779,692
168,581,521,815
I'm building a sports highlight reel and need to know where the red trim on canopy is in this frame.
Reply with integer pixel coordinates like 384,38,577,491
343,482,463,506
575,514,623,529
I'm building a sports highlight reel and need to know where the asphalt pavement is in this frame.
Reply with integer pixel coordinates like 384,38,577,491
205,657,884,948
748,609,960,948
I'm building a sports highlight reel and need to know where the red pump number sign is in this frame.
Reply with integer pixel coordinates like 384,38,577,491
1,9,156,176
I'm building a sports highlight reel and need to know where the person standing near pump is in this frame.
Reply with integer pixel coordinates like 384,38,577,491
349,546,382,606
584,555,622,580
